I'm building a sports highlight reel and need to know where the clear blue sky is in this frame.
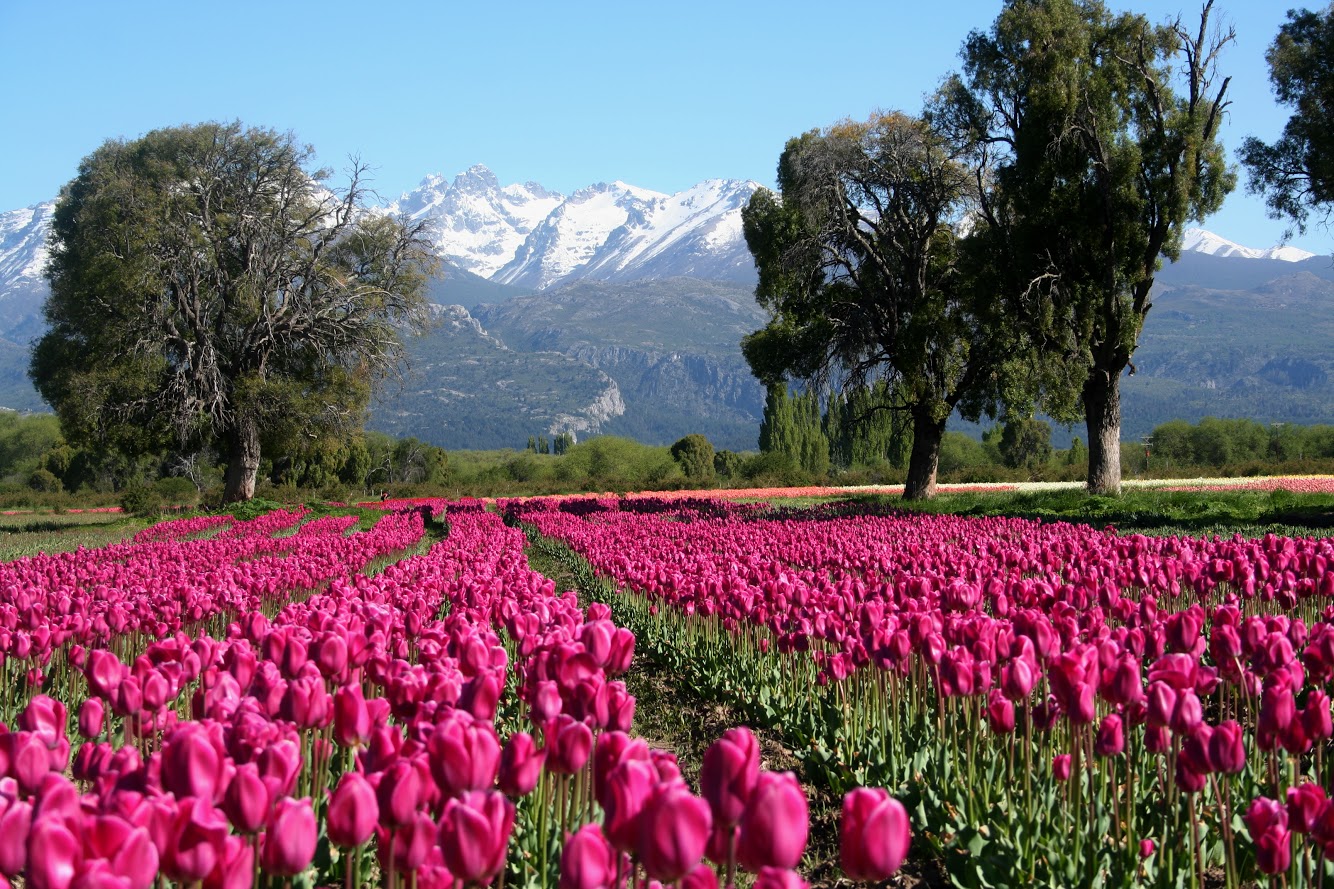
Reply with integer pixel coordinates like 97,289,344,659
0,0,1325,253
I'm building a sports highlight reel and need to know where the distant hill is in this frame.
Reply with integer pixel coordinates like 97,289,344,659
2,172,1332,451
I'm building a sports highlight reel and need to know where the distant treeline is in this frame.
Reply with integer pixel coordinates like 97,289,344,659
0,407,1329,510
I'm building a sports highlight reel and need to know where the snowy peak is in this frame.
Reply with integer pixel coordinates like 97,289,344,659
0,202,54,285
495,178,761,290
1182,227,1315,263
388,165,564,279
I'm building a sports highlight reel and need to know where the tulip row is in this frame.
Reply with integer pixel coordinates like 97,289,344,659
0,500,912,889
512,495,1334,887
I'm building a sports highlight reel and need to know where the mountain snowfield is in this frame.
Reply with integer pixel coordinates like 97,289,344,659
1180,227,1315,262
0,170,1320,312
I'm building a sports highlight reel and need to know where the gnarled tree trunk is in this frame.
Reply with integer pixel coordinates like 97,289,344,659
222,415,262,503
904,407,947,501
1083,367,1123,495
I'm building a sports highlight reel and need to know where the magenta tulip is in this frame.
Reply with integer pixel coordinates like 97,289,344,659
700,726,760,827
738,771,808,871
25,815,82,889
78,699,105,740
545,715,593,775
560,823,616,889
840,787,911,880
333,684,371,748
161,798,230,883
260,796,318,876
201,760,249,829
637,782,713,882
328,771,378,848
428,715,501,797
498,731,545,797
438,790,515,885
752,867,809,889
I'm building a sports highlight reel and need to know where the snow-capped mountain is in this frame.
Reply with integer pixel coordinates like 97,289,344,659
1182,227,1315,262
492,177,759,290
0,202,56,342
386,165,563,279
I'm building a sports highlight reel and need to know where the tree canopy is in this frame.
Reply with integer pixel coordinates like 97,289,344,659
32,121,437,502
1240,4,1334,237
742,111,1008,499
936,0,1235,494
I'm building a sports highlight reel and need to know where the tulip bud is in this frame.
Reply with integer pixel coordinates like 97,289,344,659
839,787,911,881
498,731,545,798
1095,714,1125,757
545,715,593,775
559,823,616,889
222,762,270,834
438,790,515,885
637,783,713,883
327,771,378,848
259,796,317,876
78,699,105,740
738,771,808,872
700,727,760,829
1052,754,1072,782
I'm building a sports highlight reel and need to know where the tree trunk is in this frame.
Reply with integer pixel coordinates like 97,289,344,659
904,407,946,501
1083,367,1123,495
222,415,262,503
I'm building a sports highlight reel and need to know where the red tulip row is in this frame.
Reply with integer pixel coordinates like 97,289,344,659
0,501,911,889
511,496,1334,886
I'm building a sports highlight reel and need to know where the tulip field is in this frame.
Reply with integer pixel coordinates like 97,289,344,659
0,487,1330,889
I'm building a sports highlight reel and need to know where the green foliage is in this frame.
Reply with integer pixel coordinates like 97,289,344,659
1240,6,1334,236
713,450,745,480
154,476,199,508
119,483,163,518
27,468,61,493
998,417,1054,470
758,387,829,476
743,111,1009,496
34,121,438,502
942,0,1236,491
669,434,716,483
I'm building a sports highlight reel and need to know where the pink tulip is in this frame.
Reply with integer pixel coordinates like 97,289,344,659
0,799,31,876
84,814,158,889
78,699,105,740
1209,720,1246,774
700,726,760,828
1095,714,1125,757
333,684,371,748
428,715,501,797
160,724,225,803
377,757,430,828
839,787,911,880
438,790,515,885
160,798,230,884
559,823,616,889
25,815,82,889
328,771,379,848
259,796,317,876
202,834,253,889
752,867,809,889
1052,754,1072,782
222,762,270,834
498,731,545,797
637,782,713,882
545,715,593,775
602,758,659,853
738,771,808,871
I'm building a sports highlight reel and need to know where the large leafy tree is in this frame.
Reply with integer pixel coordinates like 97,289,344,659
32,121,437,502
939,0,1235,494
743,111,1008,499
1240,5,1334,237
